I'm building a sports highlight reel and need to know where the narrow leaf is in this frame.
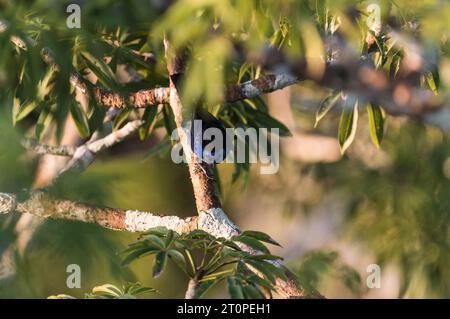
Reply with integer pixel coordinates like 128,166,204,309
240,231,281,247
168,249,187,271
367,103,384,148
338,99,358,154
425,67,440,95
233,236,270,254
242,285,265,299
315,92,340,127
35,106,53,140
70,102,90,138
139,107,158,141
227,277,244,299
113,107,132,130
15,100,38,122
152,251,168,278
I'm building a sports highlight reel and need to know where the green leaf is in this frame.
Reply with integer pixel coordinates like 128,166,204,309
81,51,117,90
139,107,158,141
15,100,38,122
36,69,56,101
315,92,340,127
143,227,170,237
242,284,265,299
246,274,274,291
221,240,243,252
113,107,132,130
201,269,234,281
121,247,159,266
367,103,384,148
339,265,362,295
164,230,176,247
194,280,218,299
168,249,187,271
247,254,283,261
338,99,358,154
91,284,122,298
116,47,153,70
238,62,251,83
70,102,90,138
389,54,401,78
152,251,168,278
227,277,244,299
162,104,177,136
143,234,166,249
425,67,440,95
240,231,281,247
233,236,270,254
127,285,157,296
35,105,53,140
244,260,276,284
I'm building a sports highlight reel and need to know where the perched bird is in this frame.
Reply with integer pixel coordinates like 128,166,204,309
190,106,229,164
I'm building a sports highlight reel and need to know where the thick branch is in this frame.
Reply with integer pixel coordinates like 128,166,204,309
0,190,197,234
94,86,170,108
0,189,307,298
91,74,299,109
164,40,222,212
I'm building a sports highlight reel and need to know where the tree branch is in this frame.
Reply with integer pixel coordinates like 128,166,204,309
163,39,309,298
185,279,200,299
0,188,311,298
0,190,197,234
49,119,143,184
91,74,299,109
21,138,77,157
94,86,170,108
225,74,299,102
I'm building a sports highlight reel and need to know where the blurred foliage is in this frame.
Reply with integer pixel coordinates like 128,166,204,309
257,119,450,298
319,122,450,297
294,250,362,297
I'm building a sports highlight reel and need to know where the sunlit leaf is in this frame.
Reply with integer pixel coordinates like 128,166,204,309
139,106,158,141
15,100,38,122
315,92,340,127
425,66,440,95
338,99,358,154
367,103,384,148
113,107,132,130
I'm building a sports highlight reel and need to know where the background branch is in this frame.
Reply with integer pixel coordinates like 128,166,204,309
49,119,143,185
21,138,76,157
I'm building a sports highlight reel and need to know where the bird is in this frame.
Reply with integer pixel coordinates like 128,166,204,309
190,106,229,164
